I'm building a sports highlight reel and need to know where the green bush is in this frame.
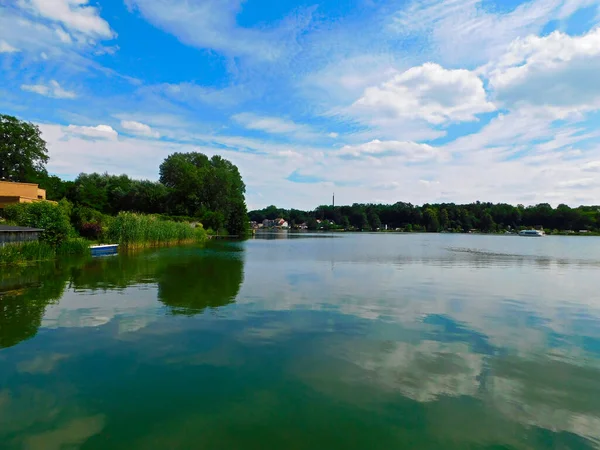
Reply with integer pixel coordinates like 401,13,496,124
3,201,74,246
106,212,205,247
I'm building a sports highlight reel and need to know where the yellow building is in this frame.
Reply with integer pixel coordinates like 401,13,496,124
0,180,47,209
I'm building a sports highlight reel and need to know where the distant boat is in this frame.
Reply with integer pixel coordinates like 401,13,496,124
518,229,545,237
90,244,119,256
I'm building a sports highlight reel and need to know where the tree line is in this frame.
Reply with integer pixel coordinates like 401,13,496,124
250,202,600,233
0,114,248,235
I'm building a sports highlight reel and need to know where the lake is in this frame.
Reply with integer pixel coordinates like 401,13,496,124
2,233,600,449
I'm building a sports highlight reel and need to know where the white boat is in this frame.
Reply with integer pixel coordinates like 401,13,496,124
518,229,545,237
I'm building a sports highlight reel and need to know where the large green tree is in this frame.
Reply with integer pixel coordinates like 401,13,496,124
159,152,248,234
0,114,49,182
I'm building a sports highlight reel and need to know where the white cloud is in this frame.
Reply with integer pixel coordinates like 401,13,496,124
120,120,160,138
126,0,311,61
0,40,19,53
486,28,600,113
337,139,446,162
55,27,73,44
328,132,339,138
64,124,118,140
582,161,600,172
231,113,321,141
352,63,495,125
419,179,440,186
557,178,597,188
232,113,301,134
140,82,251,107
20,80,77,99
21,0,114,39
391,0,598,65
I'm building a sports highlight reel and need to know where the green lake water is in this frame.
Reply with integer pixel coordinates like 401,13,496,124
2,232,600,449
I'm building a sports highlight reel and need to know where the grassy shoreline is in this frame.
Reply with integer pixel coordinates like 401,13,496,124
0,238,90,266
1,212,208,266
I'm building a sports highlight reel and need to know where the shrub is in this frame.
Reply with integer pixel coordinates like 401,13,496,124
3,201,74,246
80,222,103,240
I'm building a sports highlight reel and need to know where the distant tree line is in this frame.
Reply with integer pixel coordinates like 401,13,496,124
0,114,248,235
249,202,600,233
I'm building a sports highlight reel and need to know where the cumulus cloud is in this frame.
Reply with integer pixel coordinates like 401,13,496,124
21,80,77,99
21,0,114,39
120,120,160,138
65,124,118,140
337,139,446,162
486,28,600,114
0,40,19,53
352,63,495,125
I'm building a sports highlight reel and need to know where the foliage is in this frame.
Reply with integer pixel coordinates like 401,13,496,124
0,237,89,266
57,238,90,255
0,241,55,265
3,201,74,245
41,153,249,235
106,212,206,247
249,202,600,233
79,222,103,239
67,173,170,215
0,114,49,182
159,152,248,234
71,205,111,237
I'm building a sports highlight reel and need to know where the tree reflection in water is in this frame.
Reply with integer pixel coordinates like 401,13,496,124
0,243,245,349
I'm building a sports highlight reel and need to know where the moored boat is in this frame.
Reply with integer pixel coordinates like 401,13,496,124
518,229,545,237
90,244,119,256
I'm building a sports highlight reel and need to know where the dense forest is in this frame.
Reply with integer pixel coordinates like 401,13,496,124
249,202,600,233
0,114,248,235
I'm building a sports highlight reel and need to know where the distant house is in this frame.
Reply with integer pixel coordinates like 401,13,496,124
0,181,47,209
262,218,289,229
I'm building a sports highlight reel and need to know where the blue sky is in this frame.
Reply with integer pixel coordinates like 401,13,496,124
1,0,600,209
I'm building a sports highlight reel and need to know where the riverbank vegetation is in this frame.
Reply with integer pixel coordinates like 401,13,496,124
106,212,206,248
1,114,249,265
250,202,600,234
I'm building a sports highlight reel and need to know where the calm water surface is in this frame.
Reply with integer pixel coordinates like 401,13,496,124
2,233,600,449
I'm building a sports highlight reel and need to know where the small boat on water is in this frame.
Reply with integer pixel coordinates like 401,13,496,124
518,229,545,237
90,244,119,256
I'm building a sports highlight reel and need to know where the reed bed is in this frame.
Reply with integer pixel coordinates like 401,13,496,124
106,212,206,248
57,238,91,256
0,240,88,265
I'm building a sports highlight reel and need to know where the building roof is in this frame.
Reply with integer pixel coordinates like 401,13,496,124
0,180,41,187
0,225,44,232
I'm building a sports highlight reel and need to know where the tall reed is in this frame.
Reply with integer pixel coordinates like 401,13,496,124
106,212,206,247
0,241,56,265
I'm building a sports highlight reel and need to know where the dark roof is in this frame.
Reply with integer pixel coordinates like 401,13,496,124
0,225,44,232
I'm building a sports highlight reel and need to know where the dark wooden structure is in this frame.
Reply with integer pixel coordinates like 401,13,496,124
0,225,44,246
